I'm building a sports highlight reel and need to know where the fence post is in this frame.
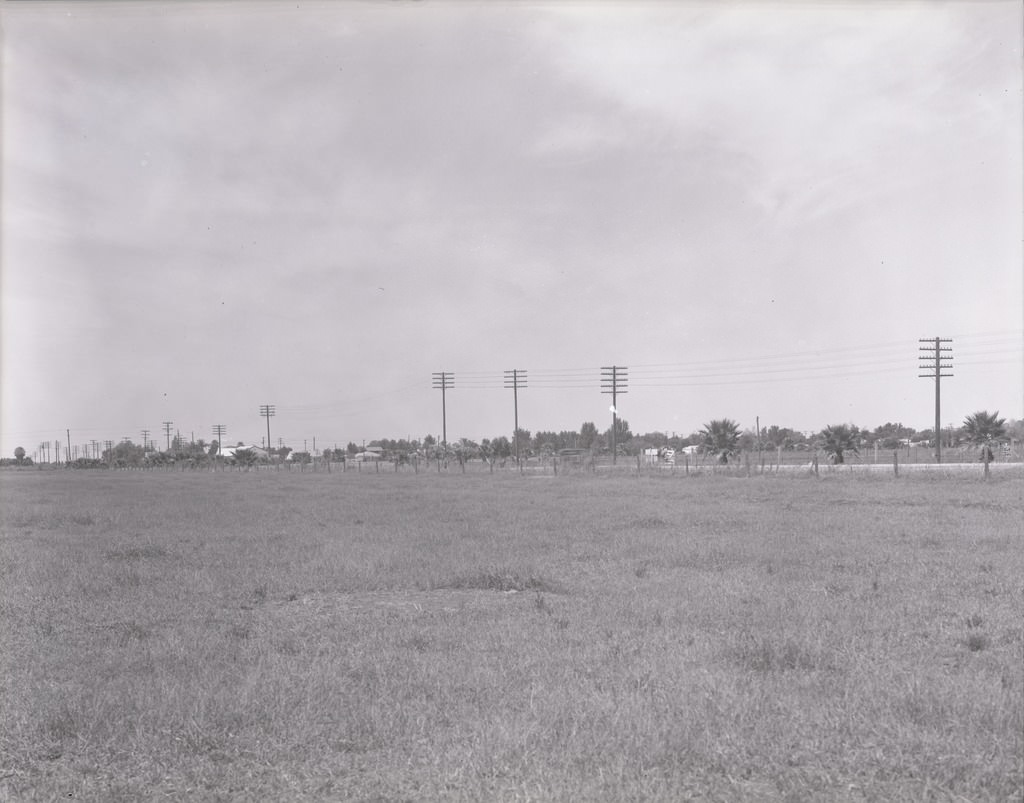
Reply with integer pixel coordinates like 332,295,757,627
812,455,819,477
893,450,899,478
983,445,991,478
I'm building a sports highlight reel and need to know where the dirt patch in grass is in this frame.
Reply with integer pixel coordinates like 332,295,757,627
103,544,168,561
271,588,537,618
432,567,564,593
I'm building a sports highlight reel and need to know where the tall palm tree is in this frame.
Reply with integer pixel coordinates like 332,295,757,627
700,419,741,464
818,424,859,464
963,410,1006,461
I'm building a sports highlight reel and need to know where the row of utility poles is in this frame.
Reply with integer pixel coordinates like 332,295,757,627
31,339,953,466
430,340,949,465
433,366,631,464
33,405,292,465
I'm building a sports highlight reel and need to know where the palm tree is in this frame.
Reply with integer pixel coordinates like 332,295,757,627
700,419,741,464
963,410,1006,461
818,424,859,464
13,446,25,464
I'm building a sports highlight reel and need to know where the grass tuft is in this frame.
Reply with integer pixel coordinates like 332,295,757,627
104,544,167,561
435,567,563,593
729,632,835,673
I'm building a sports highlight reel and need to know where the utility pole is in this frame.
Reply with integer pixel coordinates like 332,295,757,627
67,430,72,462
504,369,527,468
259,405,275,451
919,337,953,463
141,429,151,451
431,373,454,449
601,366,628,465
162,421,173,451
213,424,227,454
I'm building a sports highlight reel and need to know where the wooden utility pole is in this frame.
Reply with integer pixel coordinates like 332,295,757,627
213,424,227,454
259,405,275,452
431,373,454,450
504,369,527,470
601,366,628,465
919,338,953,463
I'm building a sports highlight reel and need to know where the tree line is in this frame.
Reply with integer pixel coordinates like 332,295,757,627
6,410,1017,468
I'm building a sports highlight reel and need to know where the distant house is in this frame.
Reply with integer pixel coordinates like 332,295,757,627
351,448,383,462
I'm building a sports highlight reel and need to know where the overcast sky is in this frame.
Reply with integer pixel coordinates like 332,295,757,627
3,0,1022,457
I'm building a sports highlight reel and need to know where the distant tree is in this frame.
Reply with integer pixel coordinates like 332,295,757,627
963,410,1006,461
209,440,220,457
14,446,25,464
513,428,532,458
291,451,312,465
489,436,512,459
637,431,668,449
873,422,914,450
233,448,258,467
579,422,599,450
761,425,802,450
700,419,741,464
347,442,360,455
532,431,559,455
818,424,860,464
604,418,633,454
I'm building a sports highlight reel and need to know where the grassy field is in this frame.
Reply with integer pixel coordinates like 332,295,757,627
1,468,1021,802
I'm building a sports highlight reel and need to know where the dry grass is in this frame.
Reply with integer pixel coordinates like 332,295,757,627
0,468,1021,801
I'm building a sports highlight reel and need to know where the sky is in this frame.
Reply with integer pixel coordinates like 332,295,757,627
2,0,1022,458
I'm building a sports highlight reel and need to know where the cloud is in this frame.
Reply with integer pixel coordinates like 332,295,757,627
2,2,1020,452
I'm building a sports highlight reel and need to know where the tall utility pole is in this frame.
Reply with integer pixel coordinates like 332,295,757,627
601,365,628,465
504,369,527,466
919,337,953,463
259,405,275,451
140,429,150,451
213,424,227,454
431,373,454,448
162,421,173,451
